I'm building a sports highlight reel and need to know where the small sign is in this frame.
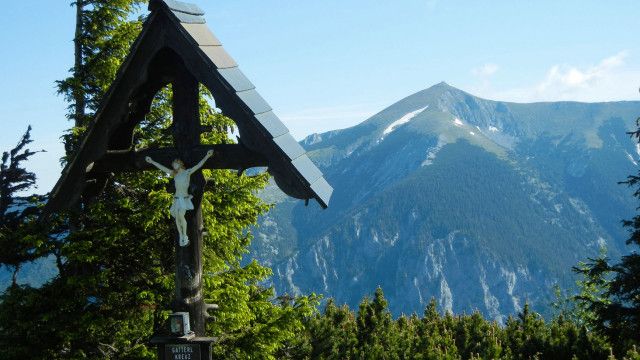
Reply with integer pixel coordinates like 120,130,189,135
164,344,201,360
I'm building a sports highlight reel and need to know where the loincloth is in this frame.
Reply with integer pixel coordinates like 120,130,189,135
170,195,194,217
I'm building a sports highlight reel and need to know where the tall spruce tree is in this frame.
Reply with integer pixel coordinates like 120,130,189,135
0,1,315,359
574,114,640,349
0,126,45,286
355,287,395,358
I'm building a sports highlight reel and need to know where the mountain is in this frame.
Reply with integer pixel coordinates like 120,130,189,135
0,200,59,292
0,257,58,291
251,82,640,321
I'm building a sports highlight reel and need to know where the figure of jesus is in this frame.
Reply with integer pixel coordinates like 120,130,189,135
145,150,214,246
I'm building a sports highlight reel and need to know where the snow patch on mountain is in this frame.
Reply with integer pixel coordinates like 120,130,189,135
480,266,504,323
382,106,428,136
439,278,454,313
312,240,333,292
372,229,380,244
286,257,302,296
414,277,424,305
424,241,445,281
303,133,323,146
501,267,521,312
569,197,589,216
387,233,400,246
353,214,362,238
625,150,638,166
422,135,448,166
517,266,530,280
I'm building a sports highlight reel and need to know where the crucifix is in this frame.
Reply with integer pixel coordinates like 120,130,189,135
145,150,212,247
43,0,332,358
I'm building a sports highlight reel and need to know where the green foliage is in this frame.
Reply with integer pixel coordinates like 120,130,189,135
305,299,358,359
0,126,40,213
301,289,626,360
354,287,397,358
0,126,48,285
57,0,146,155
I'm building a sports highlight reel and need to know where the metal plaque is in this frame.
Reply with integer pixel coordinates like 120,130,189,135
165,344,201,360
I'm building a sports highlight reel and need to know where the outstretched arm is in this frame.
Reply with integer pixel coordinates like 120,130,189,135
145,156,172,175
187,150,214,174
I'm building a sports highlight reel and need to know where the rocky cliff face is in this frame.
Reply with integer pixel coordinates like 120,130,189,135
251,82,640,320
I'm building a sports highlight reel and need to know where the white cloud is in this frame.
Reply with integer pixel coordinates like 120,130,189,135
474,50,640,103
472,63,499,77
536,51,627,92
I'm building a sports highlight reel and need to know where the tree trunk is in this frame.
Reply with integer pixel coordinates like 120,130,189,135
73,0,86,130
11,264,19,287
68,0,87,229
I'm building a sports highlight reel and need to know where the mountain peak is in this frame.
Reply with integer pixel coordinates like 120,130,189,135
378,81,467,117
424,81,465,95
434,81,451,88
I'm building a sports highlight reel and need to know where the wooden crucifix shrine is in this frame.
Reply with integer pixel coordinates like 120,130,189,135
43,0,332,358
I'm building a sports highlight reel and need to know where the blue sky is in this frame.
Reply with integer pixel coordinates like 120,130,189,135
1,0,639,193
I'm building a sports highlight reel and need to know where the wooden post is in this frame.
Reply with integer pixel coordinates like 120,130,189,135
171,68,207,336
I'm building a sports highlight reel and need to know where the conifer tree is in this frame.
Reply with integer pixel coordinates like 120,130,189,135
0,126,45,286
392,314,417,359
573,114,640,350
305,299,358,359
410,299,458,359
355,287,394,357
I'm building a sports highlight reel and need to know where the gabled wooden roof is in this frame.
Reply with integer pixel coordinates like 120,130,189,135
45,0,332,215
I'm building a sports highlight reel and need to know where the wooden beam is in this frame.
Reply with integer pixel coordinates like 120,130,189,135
108,75,171,151
88,144,267,173
44,14,169,216
171,62,207,336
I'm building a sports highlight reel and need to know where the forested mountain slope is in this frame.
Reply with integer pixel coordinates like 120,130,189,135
251,82,640,320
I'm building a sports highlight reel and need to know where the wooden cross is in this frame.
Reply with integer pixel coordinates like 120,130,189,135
44,1,332,351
